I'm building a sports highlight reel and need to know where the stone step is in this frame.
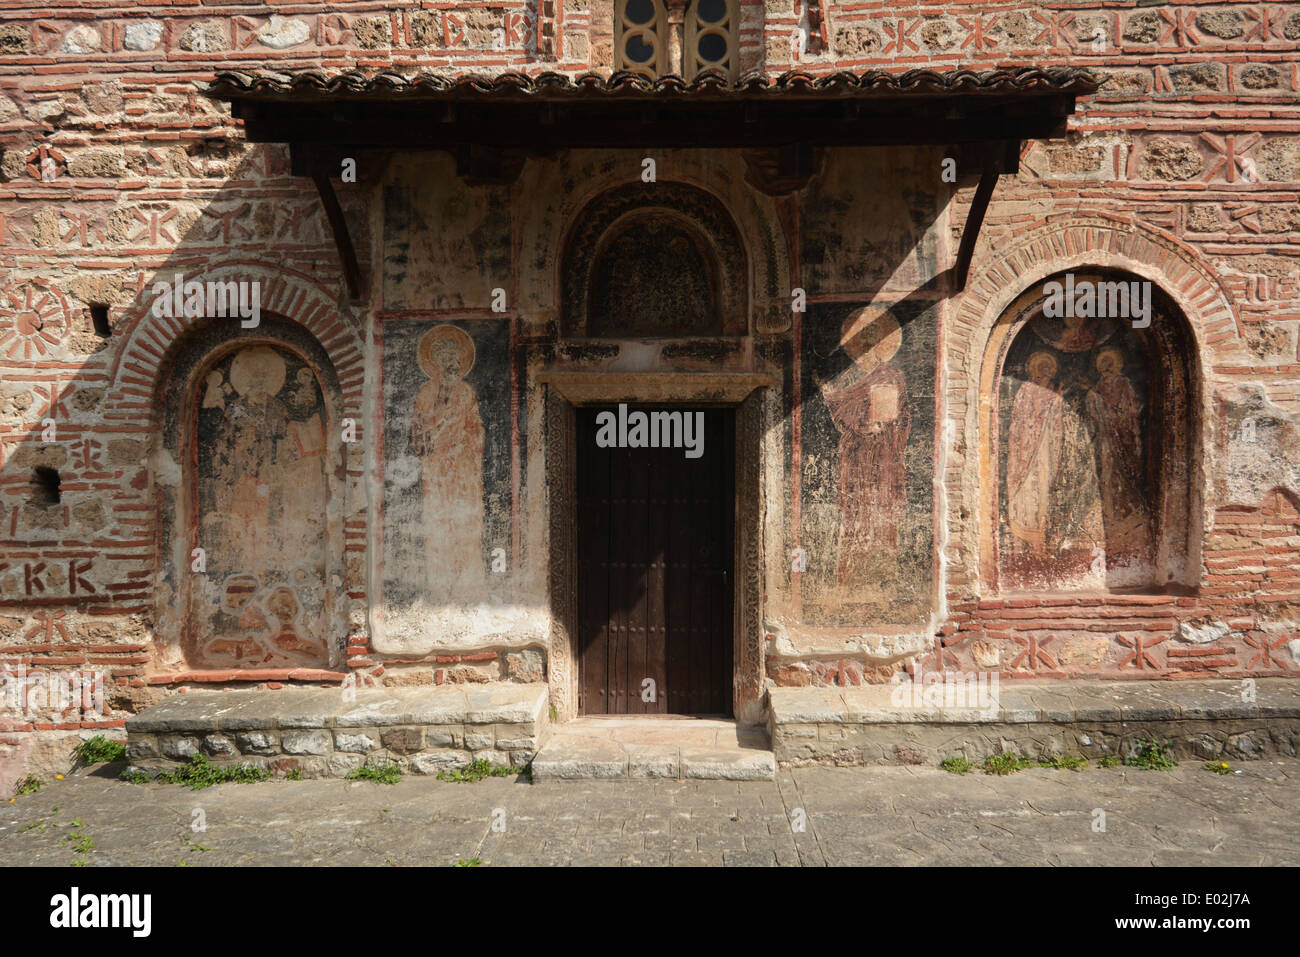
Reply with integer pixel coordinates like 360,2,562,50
532,717,775,781
125,683,550,779
770,677,1300,766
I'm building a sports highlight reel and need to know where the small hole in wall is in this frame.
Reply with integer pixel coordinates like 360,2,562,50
89,305,111,338
30,467,61,505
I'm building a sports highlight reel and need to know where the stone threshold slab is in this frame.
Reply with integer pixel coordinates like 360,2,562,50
126,683,548,734
532,718,775,781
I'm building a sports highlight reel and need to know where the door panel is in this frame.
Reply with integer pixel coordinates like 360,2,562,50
576,406,734,715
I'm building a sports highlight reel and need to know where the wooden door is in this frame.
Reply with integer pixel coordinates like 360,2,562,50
576,406,734,715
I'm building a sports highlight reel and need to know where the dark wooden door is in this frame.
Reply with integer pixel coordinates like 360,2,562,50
576,406,734,715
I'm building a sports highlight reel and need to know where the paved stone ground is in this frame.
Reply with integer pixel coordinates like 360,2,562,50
1,759,1295,866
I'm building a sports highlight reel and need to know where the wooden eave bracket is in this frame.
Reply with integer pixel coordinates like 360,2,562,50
952,140,1020,293
290,143,362,302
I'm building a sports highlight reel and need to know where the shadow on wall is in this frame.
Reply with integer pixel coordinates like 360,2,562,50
783,145,949,633
0,139,369,677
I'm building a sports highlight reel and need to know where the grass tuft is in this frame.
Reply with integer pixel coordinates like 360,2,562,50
154,753,270,790
346,760,402,785
437,758,528,783
71,735,126,767
1124,738,1178,771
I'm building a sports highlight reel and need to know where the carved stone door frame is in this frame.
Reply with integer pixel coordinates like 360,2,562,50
542,372,770,725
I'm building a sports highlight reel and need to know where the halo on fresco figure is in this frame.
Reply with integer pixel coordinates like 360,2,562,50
1095,346,1125,374
1026,350,1059,380
229,344,287,396
418,324,476,379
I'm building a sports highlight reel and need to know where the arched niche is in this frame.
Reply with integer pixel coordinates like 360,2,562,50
979,270,1201,594
561,181,748,338
153,316,347,671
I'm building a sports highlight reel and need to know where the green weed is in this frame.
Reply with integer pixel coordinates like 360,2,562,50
346,761,402,785
155,753,270,790
981,753,1037,775
71,736,126,766
437,758,527,783
1124,738,1178,771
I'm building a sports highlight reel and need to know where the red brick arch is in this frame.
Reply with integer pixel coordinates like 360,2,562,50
943,214,1237,596
105,261,365,425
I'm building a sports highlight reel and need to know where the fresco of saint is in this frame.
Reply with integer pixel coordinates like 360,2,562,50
217,345,291,572
1005,351,1064,556
1085,347,1151,558
411,325,486,602
816,309,910,586
195,345,330,667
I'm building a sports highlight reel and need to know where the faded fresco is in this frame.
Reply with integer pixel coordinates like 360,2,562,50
191,344,330,667
800,148,942,296
801,302,935,627
998,309,1155,590
376,319,513,647
381,155,511,311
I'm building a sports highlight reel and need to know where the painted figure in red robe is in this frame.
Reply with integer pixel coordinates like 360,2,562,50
817,310,910,586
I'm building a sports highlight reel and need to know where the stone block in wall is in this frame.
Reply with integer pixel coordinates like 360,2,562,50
464,730,495,751
425,726,464,748
125,736,157,761
202,734,235,757
281,731,331,756
505,648,544,683
333,731,380,753
410,750,472,774
380,727,424,754
235,731,278,755
469,749,512,766
160,735,198,760
328,753,365,776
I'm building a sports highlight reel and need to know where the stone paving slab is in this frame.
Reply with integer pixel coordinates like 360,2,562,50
0,759,1294,867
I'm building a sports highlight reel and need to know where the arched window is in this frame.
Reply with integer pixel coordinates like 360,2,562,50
613,0,737,79
684,0,737,79
981,270,1198,593
615,0,668,77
